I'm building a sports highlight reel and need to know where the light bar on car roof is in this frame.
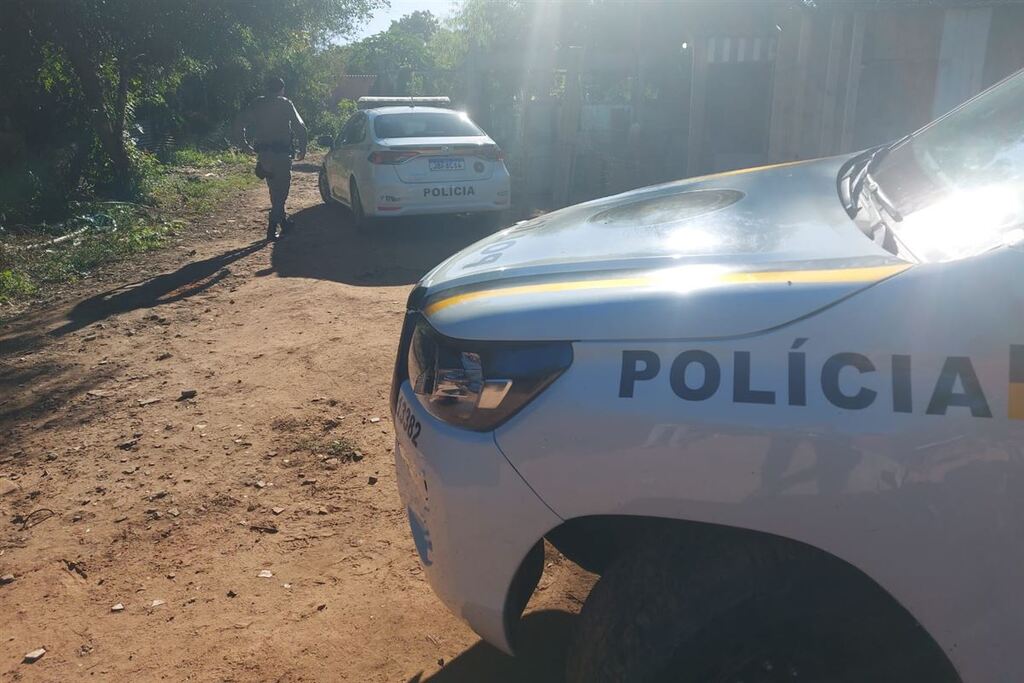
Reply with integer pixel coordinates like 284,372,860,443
357,96,451,110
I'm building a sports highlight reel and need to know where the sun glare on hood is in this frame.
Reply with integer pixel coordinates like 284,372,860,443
648,264,735,293
663,227,723,253
897,184,1024,261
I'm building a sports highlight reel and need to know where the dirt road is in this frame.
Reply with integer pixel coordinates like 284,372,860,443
0,159,591,681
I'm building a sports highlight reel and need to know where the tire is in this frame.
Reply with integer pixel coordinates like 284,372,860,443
318,167,334,204
349,179,374,233
565,532,958,683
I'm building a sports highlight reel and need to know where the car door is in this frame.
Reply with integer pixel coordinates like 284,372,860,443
331,112,370,205
342,113,370,203
326,113,360,204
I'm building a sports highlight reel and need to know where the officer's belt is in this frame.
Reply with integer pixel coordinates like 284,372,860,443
254,142,291,154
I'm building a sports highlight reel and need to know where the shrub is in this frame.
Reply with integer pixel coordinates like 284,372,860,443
0,269,36,302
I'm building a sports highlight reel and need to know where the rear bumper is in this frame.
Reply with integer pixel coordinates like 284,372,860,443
366,167,511,217
392,382,560,652
373,202,508,217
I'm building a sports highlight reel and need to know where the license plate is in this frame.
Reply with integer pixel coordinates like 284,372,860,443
429,157,464,172
395,395,422,447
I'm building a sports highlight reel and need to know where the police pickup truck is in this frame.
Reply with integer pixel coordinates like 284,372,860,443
391,70,1024,682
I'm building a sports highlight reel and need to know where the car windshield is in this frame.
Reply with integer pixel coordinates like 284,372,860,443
871,70,1024,262
373,112,483,139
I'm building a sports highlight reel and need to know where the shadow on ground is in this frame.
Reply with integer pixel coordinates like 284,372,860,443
265,203,498,287
45,240,269,337
0,240,267,360
0,358,117,431
408,610,575,683
0,240,269,429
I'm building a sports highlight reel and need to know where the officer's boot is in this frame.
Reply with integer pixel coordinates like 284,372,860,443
281,214,296,236
266,217,278,242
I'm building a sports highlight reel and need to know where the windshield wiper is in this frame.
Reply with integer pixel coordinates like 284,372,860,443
842,133,911,220
863,174,903,221
838,134,921,261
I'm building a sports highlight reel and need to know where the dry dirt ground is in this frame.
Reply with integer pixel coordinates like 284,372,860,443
0,158,594,681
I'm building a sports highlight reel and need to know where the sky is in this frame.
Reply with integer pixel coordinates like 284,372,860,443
345,0,461,42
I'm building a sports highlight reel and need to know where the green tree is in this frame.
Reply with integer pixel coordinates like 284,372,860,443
389,10,441,41
10,0,379,196
342,10,452,96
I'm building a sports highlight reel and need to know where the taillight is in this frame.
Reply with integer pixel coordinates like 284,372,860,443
402,316,571,431
368,150,418,164
476,145,505,162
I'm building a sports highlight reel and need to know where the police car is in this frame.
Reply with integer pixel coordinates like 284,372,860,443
318,97,510,228
391,70,1024,682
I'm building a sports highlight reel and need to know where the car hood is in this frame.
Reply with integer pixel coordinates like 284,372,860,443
416,156,912,341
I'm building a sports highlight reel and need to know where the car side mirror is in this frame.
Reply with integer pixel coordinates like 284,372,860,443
317,134,334,149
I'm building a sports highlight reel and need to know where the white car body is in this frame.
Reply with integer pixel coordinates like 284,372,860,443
390,73,1024,682
321,106,511,218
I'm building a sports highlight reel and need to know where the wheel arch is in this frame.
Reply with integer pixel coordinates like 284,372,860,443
318,164,336,204
501,514,960,679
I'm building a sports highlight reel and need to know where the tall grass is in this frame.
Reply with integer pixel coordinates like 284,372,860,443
0,148,257,311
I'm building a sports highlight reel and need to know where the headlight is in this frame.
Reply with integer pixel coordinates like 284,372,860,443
401,316,572,431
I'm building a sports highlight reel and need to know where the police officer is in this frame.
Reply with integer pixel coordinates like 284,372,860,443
235,77,308,240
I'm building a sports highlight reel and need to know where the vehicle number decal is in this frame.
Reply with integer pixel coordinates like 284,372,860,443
396,395,422,446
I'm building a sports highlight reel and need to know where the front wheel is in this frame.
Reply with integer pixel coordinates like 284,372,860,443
565,533,959,683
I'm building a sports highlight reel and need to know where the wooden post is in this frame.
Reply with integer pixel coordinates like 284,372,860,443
769,21,796,162
769,11,815,162
789,12,815,160
553,46,583,208
464,42,483,121
818,11,847,156
686,35,708,177
839,11,866,153
518,84,533,218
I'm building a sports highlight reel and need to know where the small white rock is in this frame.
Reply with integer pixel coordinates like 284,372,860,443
257,570,273,578
151,599,166,607
111,603,125,612
23,648,46,663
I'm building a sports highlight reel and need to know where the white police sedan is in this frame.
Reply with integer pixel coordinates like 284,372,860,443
392,70,1024,683
318,98,510,229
